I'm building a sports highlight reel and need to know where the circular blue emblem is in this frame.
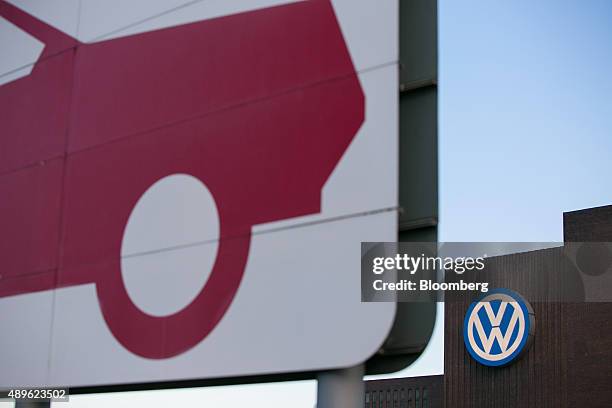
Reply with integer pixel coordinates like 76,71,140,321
463,288,534,367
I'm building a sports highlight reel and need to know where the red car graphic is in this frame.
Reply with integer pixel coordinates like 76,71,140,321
0,0,364,358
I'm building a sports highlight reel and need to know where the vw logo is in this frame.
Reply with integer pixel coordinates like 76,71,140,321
463,289,535,366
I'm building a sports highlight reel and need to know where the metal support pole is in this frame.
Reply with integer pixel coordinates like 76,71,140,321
316,364,364,408
14,400,51,408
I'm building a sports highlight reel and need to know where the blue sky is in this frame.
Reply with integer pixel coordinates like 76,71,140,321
440,0,612,242
3,0,611,406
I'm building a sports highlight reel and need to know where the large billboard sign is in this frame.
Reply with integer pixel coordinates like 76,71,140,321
0,0,398,388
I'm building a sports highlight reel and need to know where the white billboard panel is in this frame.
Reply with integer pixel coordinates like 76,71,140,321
0,0,399,388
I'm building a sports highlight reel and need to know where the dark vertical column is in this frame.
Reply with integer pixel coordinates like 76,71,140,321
366,0,439,376
398,0,438,243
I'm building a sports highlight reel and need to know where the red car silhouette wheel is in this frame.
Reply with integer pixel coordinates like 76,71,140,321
0,0,365,358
